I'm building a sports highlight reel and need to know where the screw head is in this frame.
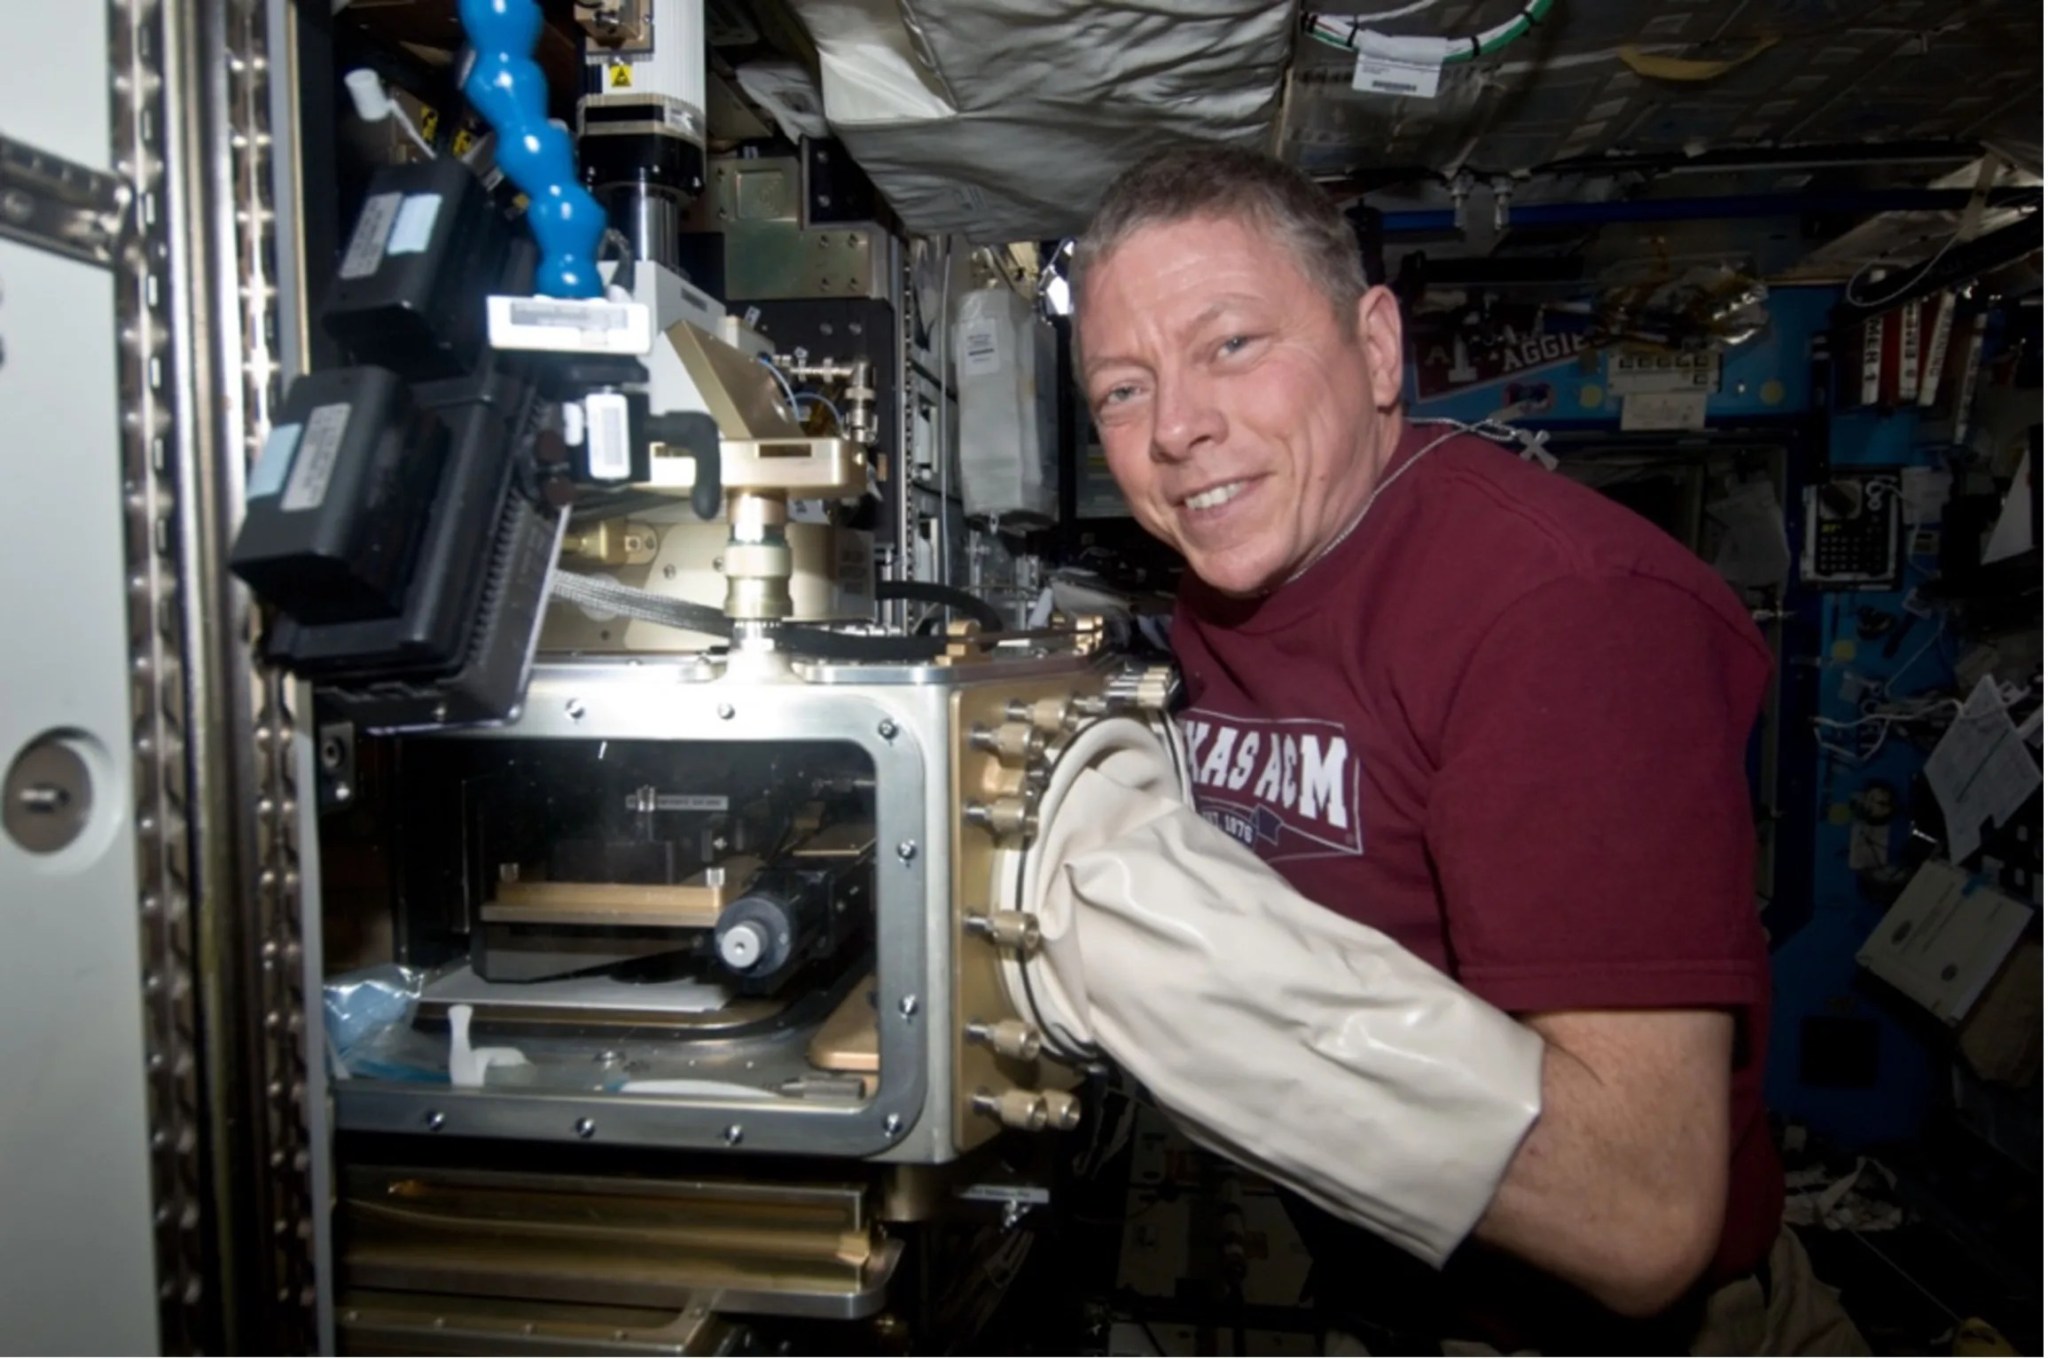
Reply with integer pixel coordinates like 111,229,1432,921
883,1113,904,1136
722,1123,744,1146
574,1117,596,1139
424,1110,446,1132
565,698,586,720
877,719,898,741
896,840,917,863
898,994,919,1018
717,703,735,720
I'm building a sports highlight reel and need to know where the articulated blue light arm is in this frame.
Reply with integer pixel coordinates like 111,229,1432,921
458,0,606,299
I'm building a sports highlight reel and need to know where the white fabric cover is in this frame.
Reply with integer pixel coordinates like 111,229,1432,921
782,0,1293,241
1022,735,1545,1267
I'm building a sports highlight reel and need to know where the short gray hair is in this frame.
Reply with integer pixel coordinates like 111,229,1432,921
1072,144,1368,336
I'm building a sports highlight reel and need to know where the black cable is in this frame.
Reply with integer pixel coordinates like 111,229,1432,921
774,626,948,663
875,578,1006,632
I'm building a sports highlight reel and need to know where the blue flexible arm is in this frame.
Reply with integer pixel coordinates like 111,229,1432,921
458,0,606,299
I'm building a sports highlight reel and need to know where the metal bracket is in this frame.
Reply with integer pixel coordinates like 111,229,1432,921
0,134,125,268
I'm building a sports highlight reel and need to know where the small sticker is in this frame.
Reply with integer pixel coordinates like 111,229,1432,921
607,62,633,89
1351,51,1442,99
585,392,632,480
418,107,440,143
386,193,443,255
248,422,302,499
451,127,475,156
340,192,401,279
281,403,353,512
961,324,1002,377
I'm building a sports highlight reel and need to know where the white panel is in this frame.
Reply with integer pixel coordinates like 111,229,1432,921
0,241,159,1353
0,5,111,170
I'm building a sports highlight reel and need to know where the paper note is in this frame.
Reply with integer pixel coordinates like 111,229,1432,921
1900,466,1952,525
1924,675,2043,863
1620,390,1708,431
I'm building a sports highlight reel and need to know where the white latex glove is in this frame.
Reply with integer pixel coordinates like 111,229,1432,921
1029,765,1544,1268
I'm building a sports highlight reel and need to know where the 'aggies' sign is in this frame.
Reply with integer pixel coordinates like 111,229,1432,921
1410,312,1590,400
1180,711,1362,863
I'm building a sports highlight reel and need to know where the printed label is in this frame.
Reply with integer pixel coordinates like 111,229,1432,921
340,192,402,279
509,299,631,331
386,192,443,255
1352,52,1441,98
961,323,1002,377
280,403,353,512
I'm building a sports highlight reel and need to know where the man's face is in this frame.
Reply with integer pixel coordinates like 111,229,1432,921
1077,213,1404,596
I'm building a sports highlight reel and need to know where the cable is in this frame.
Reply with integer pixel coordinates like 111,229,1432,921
794,392,844,430
756,355,803,422
1844,154,2003,310
550,571,734,638
936,236,954,587
1304,0,1552,64
875,578,1006,632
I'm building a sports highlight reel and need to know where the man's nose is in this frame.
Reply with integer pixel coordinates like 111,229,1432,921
1150,370,1224,463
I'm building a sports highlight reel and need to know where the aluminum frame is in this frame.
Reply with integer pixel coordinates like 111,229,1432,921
334,657,977,1162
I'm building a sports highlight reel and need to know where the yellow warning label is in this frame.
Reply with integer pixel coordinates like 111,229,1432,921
607,62,633,89
419,106,440,142
451,128,474,156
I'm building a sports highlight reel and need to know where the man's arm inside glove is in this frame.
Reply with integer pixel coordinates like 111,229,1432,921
1471,1009,1733,1317
1038,769,1730,1315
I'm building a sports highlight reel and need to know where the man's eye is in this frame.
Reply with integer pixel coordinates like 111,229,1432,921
1218,334,1254,357
1100,384,1138,407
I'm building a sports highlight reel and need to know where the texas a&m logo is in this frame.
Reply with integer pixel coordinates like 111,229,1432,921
1179,711,1361,862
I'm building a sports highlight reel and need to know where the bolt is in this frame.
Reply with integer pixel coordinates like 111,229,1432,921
898,994,919,1018
662,563,678,579
896,839,917,863
565,697,586,720
877,718,898,741
424,1110,445,1132
574,1117,596,1139
883,1113,904,1136
722,1123,744,1146
717,702,735,720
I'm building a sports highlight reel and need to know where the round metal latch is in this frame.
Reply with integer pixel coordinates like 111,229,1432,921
5,735,93,854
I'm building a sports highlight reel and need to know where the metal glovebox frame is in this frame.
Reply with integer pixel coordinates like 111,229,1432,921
333,650,1116,1163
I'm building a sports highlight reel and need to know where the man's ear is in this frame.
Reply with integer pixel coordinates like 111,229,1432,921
1353,285,1407,411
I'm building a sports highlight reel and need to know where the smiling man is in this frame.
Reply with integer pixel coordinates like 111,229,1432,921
1071,146,1866,1354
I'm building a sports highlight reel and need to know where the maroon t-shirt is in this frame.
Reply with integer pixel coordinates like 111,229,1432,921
1171,426,1781,1337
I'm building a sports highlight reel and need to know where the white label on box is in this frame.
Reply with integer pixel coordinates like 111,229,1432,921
584,392,632,480
248,422,301,500
487,295,653,355
340,191,402,279
961,323,1002,376
1620,390,1708,431
280,403,353,512
1352,50,1442,98
386,192,443,255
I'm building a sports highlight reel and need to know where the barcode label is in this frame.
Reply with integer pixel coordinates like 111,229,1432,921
1352,53,1441,99
961,324,1002,376
510,300,631,331
281,403,352,512
341,192,401,278
585,392,632,480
